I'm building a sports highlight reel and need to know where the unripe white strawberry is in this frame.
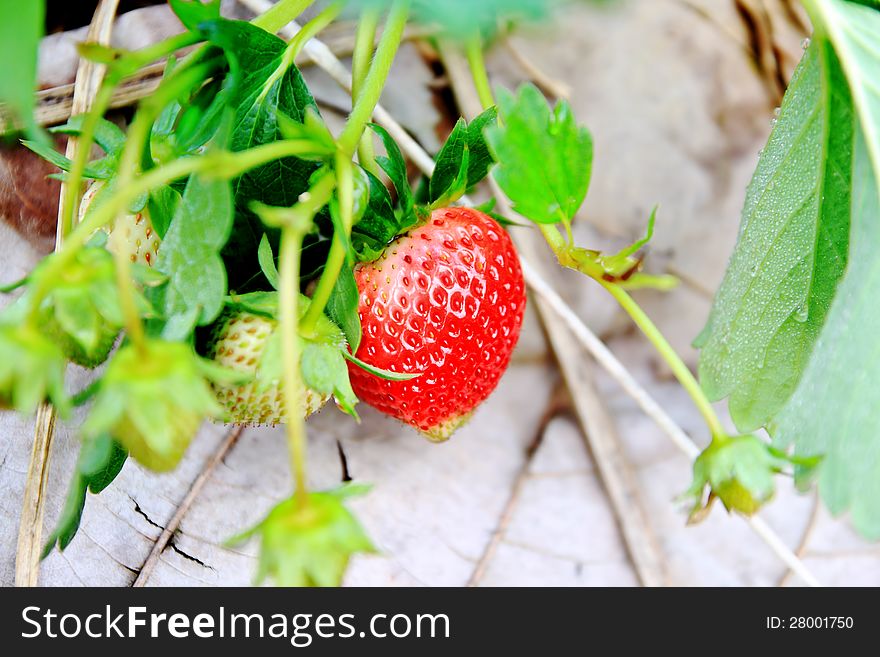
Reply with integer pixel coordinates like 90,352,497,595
208,311,328,424
80,180,161,267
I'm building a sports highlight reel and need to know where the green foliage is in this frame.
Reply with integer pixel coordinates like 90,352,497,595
486,83,593,224
23,115,129,181
230,484,376,587
199,19,321,285
429,107,498,207
702,0,880,536
0,0,44,140
43,435,127,557
154,175,234,339
696,39,854,432
774,127,880,538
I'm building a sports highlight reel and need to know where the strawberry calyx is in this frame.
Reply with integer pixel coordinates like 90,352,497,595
0,321,70,416
29,246,126,368
683,435,821,522
229,483,376,587
83,339,221,471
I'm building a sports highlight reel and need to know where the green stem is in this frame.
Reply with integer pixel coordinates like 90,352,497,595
539,224,567,253
61,32,201,243
251,0,316,33
108,61,218,352
279,223,308,506
30,140,319,314
259,1,342,100
464,35,726,443
260,172,336,506
300,2,408,332
301,154,354,334
337,0,410,156
466,34,495,112
352,6,382,176
601,281,727,441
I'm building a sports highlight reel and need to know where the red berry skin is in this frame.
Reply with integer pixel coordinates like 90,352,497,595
348,207,526,440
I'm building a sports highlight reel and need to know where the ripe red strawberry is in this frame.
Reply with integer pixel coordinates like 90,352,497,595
348,207,526,440
80,180,161,267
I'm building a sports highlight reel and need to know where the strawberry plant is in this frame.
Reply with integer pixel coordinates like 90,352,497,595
0,0,879,585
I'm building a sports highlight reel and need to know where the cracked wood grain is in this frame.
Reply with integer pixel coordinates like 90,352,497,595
132,425,244,587
15,0,120,588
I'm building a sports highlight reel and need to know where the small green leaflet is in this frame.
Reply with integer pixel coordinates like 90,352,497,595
486,83,593,224
42,435,128,557
429,107,498,207
154,175,234,339
774,127,880,538
696,38,853,432
370,123,417,225
50,115,127,154
430,119,470,207
325,265,362,353
301,341,359,418
0,0,44,141
350,169,398,261
23,115,128,181
258,233,280,290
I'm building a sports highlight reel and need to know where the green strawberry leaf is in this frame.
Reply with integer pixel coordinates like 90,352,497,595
229,485,376,587
430,118,469,204
21,139,116,180
154,174,234,339
42,434,127,557
84,340,221,471
50,115,127,155
301,322,360,419
465,106,499,186
199,18,321,289
0,0,44,141
487,83,593,225
146,185,181,239
696,37,854,432
773,126,880,538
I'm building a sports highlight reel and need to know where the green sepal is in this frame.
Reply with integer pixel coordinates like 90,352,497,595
229,484,376,587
